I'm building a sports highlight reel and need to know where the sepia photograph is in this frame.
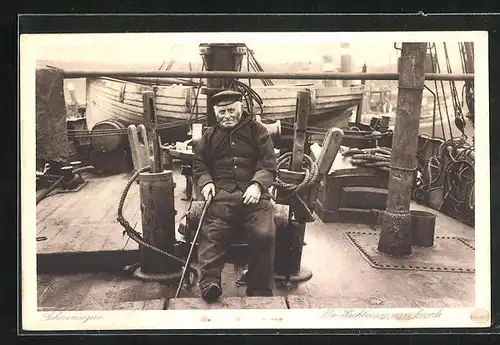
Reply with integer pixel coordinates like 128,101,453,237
20,30,490,331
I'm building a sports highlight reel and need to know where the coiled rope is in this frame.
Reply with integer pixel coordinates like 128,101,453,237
116,165,198,274
413,136,474,224
270,151,320,220
342,147,392,172
437,138,474,215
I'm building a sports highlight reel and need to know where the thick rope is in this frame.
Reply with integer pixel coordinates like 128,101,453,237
116,166,198,273
270,152,320,220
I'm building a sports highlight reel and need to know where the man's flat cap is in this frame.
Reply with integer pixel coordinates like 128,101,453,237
212,90,242,106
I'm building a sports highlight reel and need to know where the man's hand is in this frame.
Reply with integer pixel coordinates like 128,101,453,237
201,183,215,200
243,183,262,205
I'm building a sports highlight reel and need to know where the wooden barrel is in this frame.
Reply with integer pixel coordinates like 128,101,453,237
90,120,127,152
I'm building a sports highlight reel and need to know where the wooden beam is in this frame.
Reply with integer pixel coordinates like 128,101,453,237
314,128,344,176
142,91,162,173
307,127,344,207
290,90,312,222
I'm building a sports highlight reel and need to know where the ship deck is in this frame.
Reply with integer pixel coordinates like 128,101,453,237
34,162,475,311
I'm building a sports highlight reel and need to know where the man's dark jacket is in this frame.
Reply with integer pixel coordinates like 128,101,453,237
193,112,277,196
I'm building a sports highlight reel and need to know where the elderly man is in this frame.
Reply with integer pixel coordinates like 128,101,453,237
193,90,277,302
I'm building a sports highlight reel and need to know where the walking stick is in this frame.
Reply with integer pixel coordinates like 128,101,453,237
175,192,213,298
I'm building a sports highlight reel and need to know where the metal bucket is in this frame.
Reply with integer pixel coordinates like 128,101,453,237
410,210,437,247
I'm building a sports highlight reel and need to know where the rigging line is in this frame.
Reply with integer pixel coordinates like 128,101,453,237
247,58,268,86
444,43,467,139
158,44,177,71
247,46,252,89
429,46,447,140
424,84,438,138
444,43,462,116
188,60,206,127
248,49,273,86
458,43,467,74
435,43,454,141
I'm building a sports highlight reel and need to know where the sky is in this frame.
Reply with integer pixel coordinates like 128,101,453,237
24,32,471,72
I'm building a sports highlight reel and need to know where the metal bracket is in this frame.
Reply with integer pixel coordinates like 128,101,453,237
233,46,247,55
199,46,212,56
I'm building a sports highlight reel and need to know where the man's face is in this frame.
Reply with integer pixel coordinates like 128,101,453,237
214,101,243,129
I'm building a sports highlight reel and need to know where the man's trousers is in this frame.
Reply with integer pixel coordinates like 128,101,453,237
197,188,276,296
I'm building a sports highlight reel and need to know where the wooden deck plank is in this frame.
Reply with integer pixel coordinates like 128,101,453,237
102,176,139,223
143,299,166,310
37,272,165,310
37,222,73,253
101,223,139,251
36,192,72,225
100,187,130,223
85,174,130,224
38,225,89,253
75,176,123,225
285,295,310,309
166,296,288,310
36,190,63,216
37,273,96,310
113,301,146,310
121,184,141,226
77,223,123,252
40,175,104,224
56,225,89,253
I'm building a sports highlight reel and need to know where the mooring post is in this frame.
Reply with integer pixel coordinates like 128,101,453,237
377,43,428,256
135,91,182,280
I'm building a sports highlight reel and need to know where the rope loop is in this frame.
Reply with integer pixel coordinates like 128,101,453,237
270,151,320,219
116,165,198,273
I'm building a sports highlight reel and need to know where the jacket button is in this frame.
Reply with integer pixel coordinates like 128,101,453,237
234,165,237,168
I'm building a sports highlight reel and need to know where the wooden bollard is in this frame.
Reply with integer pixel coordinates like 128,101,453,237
138,170,181,276
127,124,149,171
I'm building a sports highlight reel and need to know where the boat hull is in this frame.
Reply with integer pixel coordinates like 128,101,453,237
85,77,364,143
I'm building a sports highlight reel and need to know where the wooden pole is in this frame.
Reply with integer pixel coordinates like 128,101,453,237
290,91,312,221
340,43,353,87
142,91,162,173
355,64,367,123
361,63,367,85
62,70,474,81
377,43,428,256
280,90,310,280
